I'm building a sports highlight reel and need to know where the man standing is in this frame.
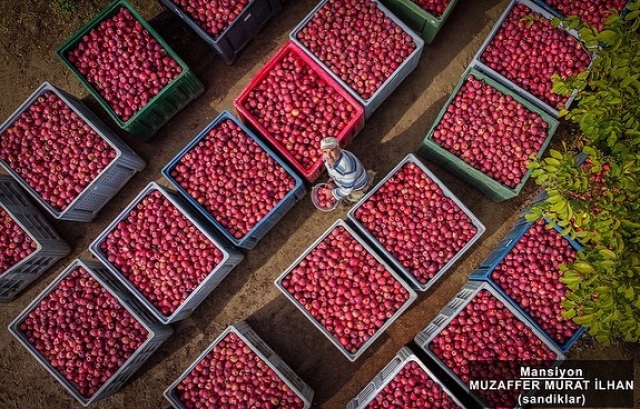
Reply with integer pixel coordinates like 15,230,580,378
320,137,374,205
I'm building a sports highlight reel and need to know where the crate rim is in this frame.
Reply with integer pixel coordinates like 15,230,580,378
347,153,486,291
163,321,313,409
7,258,166,407
88,181,238,323
347,346,465,409
289,0,425,108
274,218,418,362
55,0,195,129
0,81,142,219
421,66,560,197
469,0,596,118
161,109,305,248
385,0,457,23
233,40,365,181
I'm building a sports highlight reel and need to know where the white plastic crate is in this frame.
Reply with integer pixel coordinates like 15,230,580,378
89,182,244,324
414,281,565,409
164,321,314,409
0,82,146,221
274,219,418,362
346,346,465,409
290,0,425,119
0,176,70,301
469,0,594,117
7,259,173,407
347,153,486,292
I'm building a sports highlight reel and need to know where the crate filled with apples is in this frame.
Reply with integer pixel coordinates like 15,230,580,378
290,0,424,119
164,321,314,408
56,0,204,140
347,154,485,292
158,0,282,65
532,0,629,31
346,347,464,409
379,0,461,43
415,281,565,409
469,217,586,352
235,41,365,183
8,259,173,407
0,82,146,221
418,68,560,202
89,182,244,324
275,219,417,361
0,176,71,301
471,0,593,116
162,110,306,249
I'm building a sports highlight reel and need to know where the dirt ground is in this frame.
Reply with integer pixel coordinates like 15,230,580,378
0,1,638,408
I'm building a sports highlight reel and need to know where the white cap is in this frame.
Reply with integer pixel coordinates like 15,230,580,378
320,137,339,150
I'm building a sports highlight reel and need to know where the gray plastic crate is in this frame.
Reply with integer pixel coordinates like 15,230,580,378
414,281,565,409
275,219,418,362
0,176,71,301
7,259,173,407
290,0,425,119
346,346,465,409
347,153,486,292
89,181,244,324
0,82,146,221
158,0,282,65
469,0,593,117
164,321,314,409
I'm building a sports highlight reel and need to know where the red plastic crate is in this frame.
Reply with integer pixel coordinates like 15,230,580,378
234,41,365,183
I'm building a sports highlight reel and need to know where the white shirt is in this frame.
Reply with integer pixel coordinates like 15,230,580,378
323,150,367,200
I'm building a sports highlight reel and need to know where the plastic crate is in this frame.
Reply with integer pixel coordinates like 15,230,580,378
164,321,314,409
290,0,425,119
88,182,244,324
379,0,460,43
7,259,173,407
531,0,630,26
234,41,365,183
274,219,418,362
162,110,306,249
468,216,586,352
417,67,560,202
414,281,565,409
0,82,146,221
56,0,204,140
0,176,71,301
346,346,465,409
469,0,594,118
347,153,486,292
158,0,282,65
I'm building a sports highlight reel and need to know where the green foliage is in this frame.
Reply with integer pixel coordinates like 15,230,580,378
53,0,77,14
528,2,640,345
551,4,640,159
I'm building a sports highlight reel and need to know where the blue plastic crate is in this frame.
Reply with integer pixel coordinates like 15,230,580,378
469,0,594,118
158,0,282,65
162,110,306,250
347,153,486,292
468,216,586,352
290,0,425,119
531,0,630,24
89,182,244,324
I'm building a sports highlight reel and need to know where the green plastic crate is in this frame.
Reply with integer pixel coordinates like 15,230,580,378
56,0,204,141
379,0,459,43
417,67,559,202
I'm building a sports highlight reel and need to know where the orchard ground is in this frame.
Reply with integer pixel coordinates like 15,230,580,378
0,1,638,408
